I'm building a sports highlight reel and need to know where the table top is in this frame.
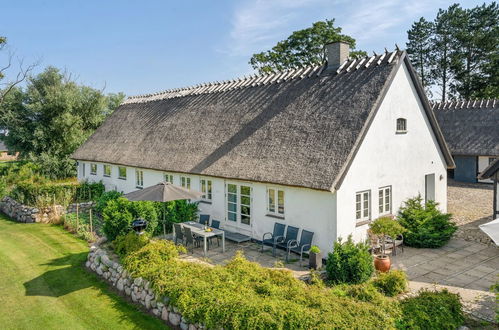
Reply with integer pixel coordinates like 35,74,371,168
181,221,224,237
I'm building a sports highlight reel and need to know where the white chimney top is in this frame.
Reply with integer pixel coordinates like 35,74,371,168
326,42,350,70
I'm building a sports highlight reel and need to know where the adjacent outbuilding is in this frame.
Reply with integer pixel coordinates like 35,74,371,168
478,158,499,219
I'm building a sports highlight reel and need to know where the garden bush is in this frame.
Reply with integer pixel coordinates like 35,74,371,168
398,196,457,248
123,242,400,329
153,200,199,235
326,236,374,284
102,197,159,241
373,270,408,297
397,289,464,329
114,232,150,258
62,212,98,242
94,190,122,215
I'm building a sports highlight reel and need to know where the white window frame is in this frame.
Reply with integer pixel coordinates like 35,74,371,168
226,183,252,227
378,186,391,216
396,118,407,133
180,176,191,189
267,187,285,218
118,166,127,180
355,190,371,222
90,163,97,175
200,178,212,202
135,169,144,188
103,164,111,177
164,173,174,183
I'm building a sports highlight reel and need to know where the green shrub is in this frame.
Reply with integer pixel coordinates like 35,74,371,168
62,212,98,242
94,190,122,215
154,200,199,235
114,232,150,258
123,244,400,329
345,282,386,303
397,289,464,329
373,270,408,297
326,236,374,285
398,196,457,248
102,197,159,241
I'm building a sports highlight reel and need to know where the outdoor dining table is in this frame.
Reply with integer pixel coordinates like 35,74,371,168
180,221,225,256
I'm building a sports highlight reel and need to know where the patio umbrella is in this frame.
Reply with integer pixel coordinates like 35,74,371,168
124,182,204,236
479,218,499,246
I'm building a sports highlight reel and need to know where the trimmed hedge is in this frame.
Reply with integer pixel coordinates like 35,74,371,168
123,241,400,329
114,232,150,258
10,180,105,207
373,270,408,297
397,289,464,329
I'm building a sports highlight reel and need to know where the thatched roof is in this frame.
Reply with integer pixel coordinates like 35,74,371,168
72,50,453,191
432,100,499,156
478,158,499,180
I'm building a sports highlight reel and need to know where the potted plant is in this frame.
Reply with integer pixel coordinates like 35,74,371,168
309,245,322,269
369,216,406,272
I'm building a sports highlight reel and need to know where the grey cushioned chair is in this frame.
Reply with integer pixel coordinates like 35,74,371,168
277,226,299,255
199,214,210,226
183,227,202,253
262,223,286,256
286,229,314,265
173,223,184,245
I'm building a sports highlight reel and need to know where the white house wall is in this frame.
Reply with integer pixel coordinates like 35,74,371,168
336,62,448,242
77,162,337,253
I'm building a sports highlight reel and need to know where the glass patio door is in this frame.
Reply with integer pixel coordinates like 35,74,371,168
226,183,252,228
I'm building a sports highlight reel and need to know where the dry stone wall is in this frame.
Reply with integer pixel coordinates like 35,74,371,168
87,245,204,330
0,196,94,223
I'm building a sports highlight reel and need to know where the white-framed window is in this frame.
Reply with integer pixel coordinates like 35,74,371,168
135,169,144,188
200,178,212,201
164,173,174,183
90,163,97,175
118,166,127,180
378,186,391,215
396,118,407,133
181,176,191,189
267,188,285,217
226,183,252,226
103,165,111,177
355,190,371,222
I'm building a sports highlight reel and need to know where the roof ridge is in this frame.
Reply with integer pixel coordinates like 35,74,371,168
123,48,404,105
431,98,499,110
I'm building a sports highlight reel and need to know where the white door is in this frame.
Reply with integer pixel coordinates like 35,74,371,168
425,174,435,203
226,183,252,231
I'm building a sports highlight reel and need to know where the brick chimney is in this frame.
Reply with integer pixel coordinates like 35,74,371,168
326,42,350,70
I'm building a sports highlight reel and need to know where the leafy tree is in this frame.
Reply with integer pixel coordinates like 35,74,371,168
406,17,435,94
0,67,125,178
249,20,366,73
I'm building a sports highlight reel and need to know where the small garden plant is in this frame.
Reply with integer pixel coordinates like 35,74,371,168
326,236,374,284
372,270,407,297
369,216,406,256
309,245,320,254
397,196,456,248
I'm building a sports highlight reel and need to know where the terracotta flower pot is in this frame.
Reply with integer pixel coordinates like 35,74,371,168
374,255,391,272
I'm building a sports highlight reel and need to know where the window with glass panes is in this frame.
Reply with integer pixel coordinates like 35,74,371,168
355,190,370,221
103,165,111,177
164,173,174,183
136,170,144,188
378,186,391,215
267,188,284,216
226,183,251,226
181,176,191,189
90,163,97,175
396,118,407,132
200,179,212,201
118,167,127,179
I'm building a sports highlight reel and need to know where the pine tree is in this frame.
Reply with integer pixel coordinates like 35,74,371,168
406,17,434,95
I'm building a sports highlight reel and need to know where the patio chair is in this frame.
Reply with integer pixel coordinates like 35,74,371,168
173,223,184,245
261,222,286,256
183,227,202,253
276,226,299,256
286,229,314,265
385,234,404,256
208,219,221,247
199,214,210,226
367,229,381,255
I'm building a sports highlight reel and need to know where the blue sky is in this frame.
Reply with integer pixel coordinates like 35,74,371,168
1,0,486,96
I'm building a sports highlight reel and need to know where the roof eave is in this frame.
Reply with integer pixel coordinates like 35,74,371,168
478,158,499,180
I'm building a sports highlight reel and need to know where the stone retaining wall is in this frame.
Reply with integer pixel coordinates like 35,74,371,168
0,196,94,223
86,245,203,330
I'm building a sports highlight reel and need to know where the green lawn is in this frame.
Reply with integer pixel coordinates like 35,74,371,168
0,212,166,329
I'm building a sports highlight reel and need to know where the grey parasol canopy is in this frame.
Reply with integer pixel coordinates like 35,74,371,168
124,182,204,202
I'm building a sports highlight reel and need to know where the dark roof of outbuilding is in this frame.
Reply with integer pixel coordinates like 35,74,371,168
72,50,453,191
432,99,499,156
478,158,499,179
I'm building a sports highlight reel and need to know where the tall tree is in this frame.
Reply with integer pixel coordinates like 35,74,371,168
1,67,125,178
406,17,435,94
249,20,366,73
